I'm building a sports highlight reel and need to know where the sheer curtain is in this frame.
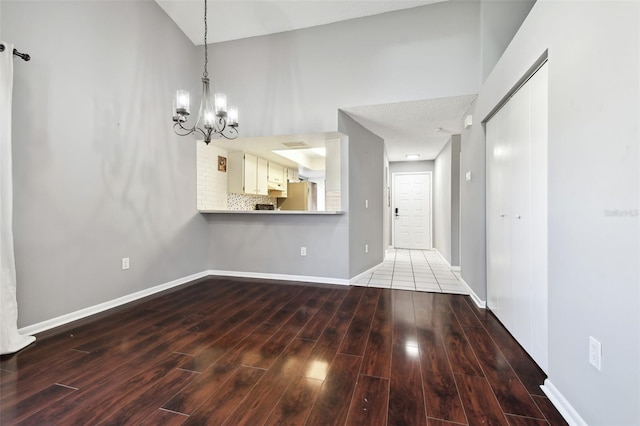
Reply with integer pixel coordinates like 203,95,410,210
1,41,35,355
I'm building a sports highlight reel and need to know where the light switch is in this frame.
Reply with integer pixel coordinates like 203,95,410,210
465,171,472,182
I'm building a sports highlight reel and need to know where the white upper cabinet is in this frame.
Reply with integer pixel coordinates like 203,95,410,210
228,151,268,195
257,157,268,195
268,162,284,185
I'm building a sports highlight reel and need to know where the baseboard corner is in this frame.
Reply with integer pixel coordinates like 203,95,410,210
349,261,384,285
541,379,587,426
458,276,486,309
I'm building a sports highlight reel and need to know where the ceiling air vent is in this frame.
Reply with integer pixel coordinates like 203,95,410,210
282,141,308,148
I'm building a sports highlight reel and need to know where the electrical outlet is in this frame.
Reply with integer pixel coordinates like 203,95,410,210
300,247,307,256
365,244,369,253
122,257,130,270
589,336,601,371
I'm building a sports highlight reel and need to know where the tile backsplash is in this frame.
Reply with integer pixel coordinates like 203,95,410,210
228,193,277,210
197,142,228,210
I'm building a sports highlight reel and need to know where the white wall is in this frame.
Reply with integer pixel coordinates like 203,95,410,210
434,140,452,263
463,2,640,423
3,0,208,327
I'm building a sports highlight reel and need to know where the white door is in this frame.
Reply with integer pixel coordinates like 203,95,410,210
486,62,548,372
393,173,431,249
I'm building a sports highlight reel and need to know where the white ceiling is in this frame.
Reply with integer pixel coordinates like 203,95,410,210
210,131,341,169
343,95,477,162
158,0,473,163
155,0,446,45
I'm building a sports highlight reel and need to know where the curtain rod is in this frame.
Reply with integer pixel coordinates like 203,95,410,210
0,44,31,61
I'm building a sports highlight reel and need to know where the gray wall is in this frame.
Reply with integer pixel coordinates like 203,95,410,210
450,135,461,267
434,140,452,262
339,112,385,277
480,0,536,82
202,1,481,280
206,213,350,279
459,100,486,297
389,160,435,174
205,1,481,138
464,2,640,423
3,0,209,327
388,160,435,247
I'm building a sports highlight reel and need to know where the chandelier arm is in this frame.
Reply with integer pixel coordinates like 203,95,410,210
173,122,213,142
219,125,239,140
214,115,227,132
173,122,197,137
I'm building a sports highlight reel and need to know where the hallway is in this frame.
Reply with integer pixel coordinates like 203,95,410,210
354,249,468,294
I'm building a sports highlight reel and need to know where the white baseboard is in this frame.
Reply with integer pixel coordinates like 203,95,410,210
541,380,587,426
458,275,486,309
433,248,452,269
18,271,210,336
208,270,350,286
17,268,356,336
451,266,461,272
349,261,384,285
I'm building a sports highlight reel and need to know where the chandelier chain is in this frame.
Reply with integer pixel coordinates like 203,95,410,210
203,0,208,78
172,0,238,143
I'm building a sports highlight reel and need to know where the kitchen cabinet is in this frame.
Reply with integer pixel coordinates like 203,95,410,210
228,151,268,195
268,162,285,186
257,158,268,195
267,162,286,195
287,168,299,182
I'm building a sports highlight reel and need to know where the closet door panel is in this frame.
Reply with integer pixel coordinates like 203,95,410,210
487,108,512,330
509,83,533,353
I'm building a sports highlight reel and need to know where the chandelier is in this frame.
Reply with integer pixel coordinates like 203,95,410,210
172,0,238,143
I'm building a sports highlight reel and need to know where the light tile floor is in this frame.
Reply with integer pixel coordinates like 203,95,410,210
353,248,469,295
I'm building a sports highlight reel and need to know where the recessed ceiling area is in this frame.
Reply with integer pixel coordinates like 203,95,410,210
155,0,447,45
342,95,477,162
209,132,341,170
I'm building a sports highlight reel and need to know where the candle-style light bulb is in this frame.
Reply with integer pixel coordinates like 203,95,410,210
228,106,238,126
175,90,190,115
214,93,227,116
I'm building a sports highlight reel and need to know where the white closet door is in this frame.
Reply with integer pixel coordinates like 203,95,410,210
487,114,512,329
509,80,533,353
486,62,548,372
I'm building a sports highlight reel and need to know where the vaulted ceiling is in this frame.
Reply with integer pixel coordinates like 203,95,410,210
156,0,471,161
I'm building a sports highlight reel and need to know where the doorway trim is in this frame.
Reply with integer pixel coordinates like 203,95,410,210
391,171,433,249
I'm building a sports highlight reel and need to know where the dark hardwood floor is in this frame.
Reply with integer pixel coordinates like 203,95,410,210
0,277,567,425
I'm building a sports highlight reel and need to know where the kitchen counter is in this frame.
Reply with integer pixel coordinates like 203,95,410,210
199,210,345,215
